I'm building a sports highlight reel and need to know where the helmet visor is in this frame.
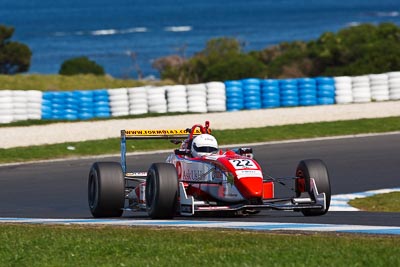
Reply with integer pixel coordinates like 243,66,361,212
193,143,218,153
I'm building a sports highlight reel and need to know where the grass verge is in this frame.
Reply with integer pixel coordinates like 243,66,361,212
0,224,399,267
0,74,172,91
1,116,400,164
349,192,400,212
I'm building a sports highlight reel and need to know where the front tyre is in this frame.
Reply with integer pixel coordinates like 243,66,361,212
145,163,178,219
88,162,125,217
296,159,331,216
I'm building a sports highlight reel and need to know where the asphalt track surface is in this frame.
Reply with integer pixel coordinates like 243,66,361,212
1,133,400,227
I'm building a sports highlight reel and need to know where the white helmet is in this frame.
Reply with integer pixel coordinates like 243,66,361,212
191,134,218,157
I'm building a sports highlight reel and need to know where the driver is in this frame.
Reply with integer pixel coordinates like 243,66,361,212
190,134,219,158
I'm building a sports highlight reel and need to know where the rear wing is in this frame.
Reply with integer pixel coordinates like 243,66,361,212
120,128,202,173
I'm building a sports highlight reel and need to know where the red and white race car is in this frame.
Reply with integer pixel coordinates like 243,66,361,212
88,121,331,219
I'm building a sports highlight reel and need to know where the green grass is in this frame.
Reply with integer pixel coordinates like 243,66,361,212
1,116,400,164
0,74,172,91
349,192,400,212
0,224,398,267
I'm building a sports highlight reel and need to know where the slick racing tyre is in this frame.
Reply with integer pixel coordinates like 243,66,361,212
296,159,331,216
146,163,178,219
88,162,125,217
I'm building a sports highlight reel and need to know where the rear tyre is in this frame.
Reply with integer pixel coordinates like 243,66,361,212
88,162,125,217
296,159,331,216
145,163,178,219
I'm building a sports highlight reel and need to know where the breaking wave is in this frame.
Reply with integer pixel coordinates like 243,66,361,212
372,11,399,17
53,27,148,37
164,26,192,32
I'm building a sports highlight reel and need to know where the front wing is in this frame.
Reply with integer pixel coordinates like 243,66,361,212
179,178,326,216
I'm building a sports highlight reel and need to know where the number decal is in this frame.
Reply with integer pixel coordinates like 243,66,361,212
229,159,257,169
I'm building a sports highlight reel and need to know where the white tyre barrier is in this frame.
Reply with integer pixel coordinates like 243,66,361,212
26,90,43,102
206,81,225,90
108,88,129,117
129,109,148,115
0,102,13,123
26,90,43,119
128,86,148,115
335,83,352,91
335,89,353,97
166,85,187,113
352,75,369,84
370,78,389,102
0,103,13,112
387,71,400,79
187,83,207,113
389,88,400,100
389,78,400,89
334,76,353,104
207,96,226,112
0,115,13,124
128,86,151,115
0,90,13,97
10,90,29,122
147,87,167,113
351,76,371,103
334,76,352,83
207,82,226,112
335,95,353,104
0,96,13,104
388,72,400,100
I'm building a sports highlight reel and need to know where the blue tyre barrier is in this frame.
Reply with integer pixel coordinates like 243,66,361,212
261,79,280,109
78,112,94,120
280,84,297,91
299,94,317,101
262,99,280,108
226,102,244,111
281,99,299,107
95,113,111,118
262,92,280,99
297,78,316,86
318,90,335,98
244,102,261,109
64,114,78,120
316,77,335,85
280,79,298,87
225,80,242,87
262,86,280,94
280,89,298,97
261,79,279,87
42,92,53,100
242,78,260,85
317,97,335,105
298,83,317,90
242,79,261,111
299,88,317,95
299,99,317,106
225,81,244,111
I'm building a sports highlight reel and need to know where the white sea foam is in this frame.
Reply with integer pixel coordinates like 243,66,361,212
374,11,399,17
164,26,192,32
90,27,148,35
346,21,361,27
91,29,118,35
53,27,148,37
121,27,148,33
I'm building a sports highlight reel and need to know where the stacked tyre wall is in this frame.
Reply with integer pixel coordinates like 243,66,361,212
0,72,400,123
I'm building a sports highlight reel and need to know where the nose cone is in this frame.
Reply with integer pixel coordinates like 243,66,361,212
235,177,263,198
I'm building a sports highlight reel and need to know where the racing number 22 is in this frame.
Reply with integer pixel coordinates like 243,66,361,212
229,159,256,169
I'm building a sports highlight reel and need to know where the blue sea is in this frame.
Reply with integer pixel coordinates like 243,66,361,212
1,0,400,79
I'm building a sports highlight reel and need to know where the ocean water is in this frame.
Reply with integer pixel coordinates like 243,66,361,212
1,0,400,79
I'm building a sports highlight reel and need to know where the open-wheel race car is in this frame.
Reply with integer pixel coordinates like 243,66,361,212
88,121,331,219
